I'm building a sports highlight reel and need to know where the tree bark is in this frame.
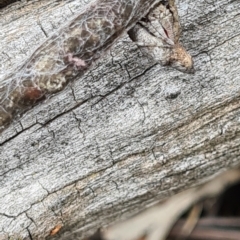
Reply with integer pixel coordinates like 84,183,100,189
0,0,239,239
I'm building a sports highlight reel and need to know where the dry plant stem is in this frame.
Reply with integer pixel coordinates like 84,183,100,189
0,0,193,133
180,203,203,237
168,218,240,240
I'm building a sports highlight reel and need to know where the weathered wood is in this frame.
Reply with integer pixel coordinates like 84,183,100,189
0,0,240,239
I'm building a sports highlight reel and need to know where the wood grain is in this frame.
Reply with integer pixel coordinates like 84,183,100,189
0,0,240,239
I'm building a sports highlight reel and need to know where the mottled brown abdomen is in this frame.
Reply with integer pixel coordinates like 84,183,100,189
0,0,18,8
0,0,164,133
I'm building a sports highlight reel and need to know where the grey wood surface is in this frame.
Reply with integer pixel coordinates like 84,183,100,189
0,0,240,239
